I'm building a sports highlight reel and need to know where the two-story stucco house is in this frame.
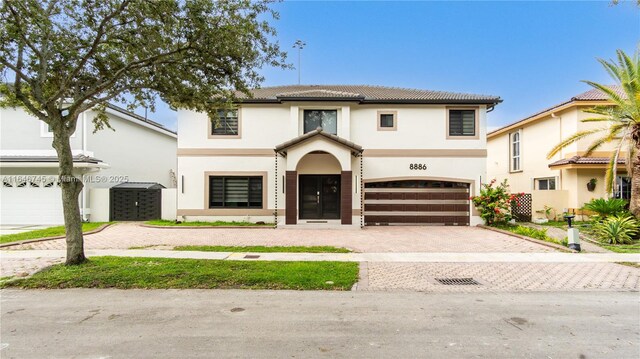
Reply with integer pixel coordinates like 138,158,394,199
487,86,624,218
0,104,177,225
177,85,501,227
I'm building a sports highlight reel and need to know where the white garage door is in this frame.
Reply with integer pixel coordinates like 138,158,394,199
1,178,64,225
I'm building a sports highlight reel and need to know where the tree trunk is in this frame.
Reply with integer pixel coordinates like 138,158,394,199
52,123,86,265
630,151,640,218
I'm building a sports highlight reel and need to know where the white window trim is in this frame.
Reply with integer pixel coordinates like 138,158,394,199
298,107,341,136
534,177,557,191
40,121,76,138
509,130,522,173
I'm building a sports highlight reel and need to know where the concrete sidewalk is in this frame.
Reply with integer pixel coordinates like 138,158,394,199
2,249,639,263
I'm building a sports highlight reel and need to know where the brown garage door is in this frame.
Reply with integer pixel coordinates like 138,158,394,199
364,180,470,226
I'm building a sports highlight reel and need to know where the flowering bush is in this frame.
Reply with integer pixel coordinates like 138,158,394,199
471,179,522,225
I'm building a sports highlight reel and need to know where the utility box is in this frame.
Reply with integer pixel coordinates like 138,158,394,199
567,228,581,251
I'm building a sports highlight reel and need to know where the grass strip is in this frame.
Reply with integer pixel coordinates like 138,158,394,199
601,243,640,254
1,256,359,290
0,222,110,244
145,220,273,227
173,245,352,253
492,223,567,247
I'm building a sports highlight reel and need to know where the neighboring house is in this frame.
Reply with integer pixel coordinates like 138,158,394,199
487,86,625,218
177,85,501,227
0,104,177,224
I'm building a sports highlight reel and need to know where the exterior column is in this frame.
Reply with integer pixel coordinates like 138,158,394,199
285,171,297,225
341,171,352,225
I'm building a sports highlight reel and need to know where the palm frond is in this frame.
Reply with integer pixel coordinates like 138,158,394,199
546,127,609,159
583,137,613,158
618,49,637,83
625,140,635,175
604,149,618,195
583,80,626,107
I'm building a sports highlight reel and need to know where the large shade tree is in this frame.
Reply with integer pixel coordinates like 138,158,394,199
547,49,640,216
0,0,287,264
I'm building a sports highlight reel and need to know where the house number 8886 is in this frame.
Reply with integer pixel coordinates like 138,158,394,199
409,164,427,170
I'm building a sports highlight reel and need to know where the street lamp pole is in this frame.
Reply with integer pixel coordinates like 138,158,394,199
293,40,306,85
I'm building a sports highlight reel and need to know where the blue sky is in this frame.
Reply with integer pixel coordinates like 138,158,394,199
142,1,639,131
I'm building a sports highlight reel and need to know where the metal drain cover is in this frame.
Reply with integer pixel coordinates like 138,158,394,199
435,277,481,286
244,255,260,259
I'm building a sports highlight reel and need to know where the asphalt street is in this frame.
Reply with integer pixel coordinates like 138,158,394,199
1,289,638,358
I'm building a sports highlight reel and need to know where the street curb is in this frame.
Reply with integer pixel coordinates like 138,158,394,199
139,224,274,229
478,225,576,253
0,223,114,248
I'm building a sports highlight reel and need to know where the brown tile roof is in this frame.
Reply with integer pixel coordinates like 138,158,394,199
488,85,620,137
237,85,501,105
573,85,624,101
274,128,363,155
548,155,624,167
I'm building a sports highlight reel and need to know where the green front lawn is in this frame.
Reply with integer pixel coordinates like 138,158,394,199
0,222,111,244
0,256,359,290
493,223,567,247
601,243,640,254
173,245,352,253
146,220,273,227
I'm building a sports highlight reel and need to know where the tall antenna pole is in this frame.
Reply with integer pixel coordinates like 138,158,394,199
293,40,306,85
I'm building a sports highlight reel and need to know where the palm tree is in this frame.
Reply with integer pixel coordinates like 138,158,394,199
547,49,640,216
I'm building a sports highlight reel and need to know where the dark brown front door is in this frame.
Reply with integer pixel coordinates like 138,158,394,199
299,175,341,220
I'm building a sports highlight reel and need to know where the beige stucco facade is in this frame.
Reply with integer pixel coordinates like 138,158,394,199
487,98,624,219
177,87,497,227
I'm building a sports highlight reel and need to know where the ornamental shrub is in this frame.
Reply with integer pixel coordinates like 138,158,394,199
471,179,522,225
583,198,628,219
592,215,639,244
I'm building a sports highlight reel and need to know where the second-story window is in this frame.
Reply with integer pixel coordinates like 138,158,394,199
448,109,476,137
211,109,239,136
511,131,521,172
304,110,337,134
377,111,397,131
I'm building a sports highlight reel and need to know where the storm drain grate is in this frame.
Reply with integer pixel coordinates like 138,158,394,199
435,277,481,286
244,255,260,259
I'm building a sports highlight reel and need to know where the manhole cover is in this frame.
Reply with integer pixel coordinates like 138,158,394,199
435,277,481,286
244,255,260,259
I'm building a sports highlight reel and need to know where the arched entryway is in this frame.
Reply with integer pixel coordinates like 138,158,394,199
296,152,342,220
274,129,363,226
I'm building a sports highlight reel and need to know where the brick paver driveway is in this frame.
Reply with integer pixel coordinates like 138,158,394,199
4,222,554,253
361,262,640,292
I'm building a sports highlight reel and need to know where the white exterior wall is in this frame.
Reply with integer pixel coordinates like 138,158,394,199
177,156,277,223
178,101,488,226
351,105,487,150
89,188,110,222
1,106,177,224
86,110,177,189
161,188,177,220
0,106,83,152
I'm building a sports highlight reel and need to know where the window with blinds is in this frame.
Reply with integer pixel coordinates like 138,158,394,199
448,109,476,136
209,176,263,208
211,109,239,136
